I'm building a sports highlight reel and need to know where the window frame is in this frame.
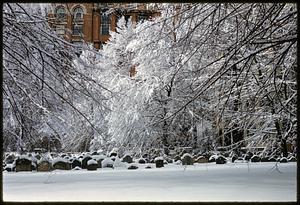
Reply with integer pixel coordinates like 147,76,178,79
72,24,83,36
73,7,84,20
55,7,66,19
100,13,111,35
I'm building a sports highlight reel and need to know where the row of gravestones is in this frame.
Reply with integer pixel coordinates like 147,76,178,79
3,153,168,172
3,151,297,172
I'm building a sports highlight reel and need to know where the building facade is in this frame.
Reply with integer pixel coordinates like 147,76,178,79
48,3,159,49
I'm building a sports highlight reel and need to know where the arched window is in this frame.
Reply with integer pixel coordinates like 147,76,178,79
55,7,66,19
73,7,84,20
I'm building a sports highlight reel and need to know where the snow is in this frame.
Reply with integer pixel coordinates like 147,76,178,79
113,157,126,168
101,158,114,168
52,157,70,165
3,162,296,202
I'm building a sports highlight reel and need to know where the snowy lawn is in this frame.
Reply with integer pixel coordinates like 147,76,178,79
3,162,296,202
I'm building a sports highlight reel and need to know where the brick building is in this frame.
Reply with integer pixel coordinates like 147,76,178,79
48,3,159,49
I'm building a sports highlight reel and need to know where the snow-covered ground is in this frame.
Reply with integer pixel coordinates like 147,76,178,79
3,162,296,202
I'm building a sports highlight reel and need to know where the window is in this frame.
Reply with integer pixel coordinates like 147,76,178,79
55,7,66,19
72,24,83,35
73,7,84,20
137,13,149,23
100,14,110,35
55,25,65,35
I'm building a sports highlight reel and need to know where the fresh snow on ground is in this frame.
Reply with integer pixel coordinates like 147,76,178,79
3,162,296,202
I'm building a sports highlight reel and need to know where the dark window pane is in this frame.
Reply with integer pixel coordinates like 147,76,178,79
56,7,66,19
101,14,110,35
73,24,83,35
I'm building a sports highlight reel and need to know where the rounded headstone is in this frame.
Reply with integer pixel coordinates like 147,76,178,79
37,160,52,172
122,155,133,163
81,155,92,169
250,155,261,162
71,158,82,169
181,153,194,165
154,157,164,168
279,157,288,163
216,155,227,164
15,156,32,172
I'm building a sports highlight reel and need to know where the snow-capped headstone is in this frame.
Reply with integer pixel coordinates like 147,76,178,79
174,155,181,162
87,159,98,171
154,157,164,168
250,155,261,162
71,158,82,169
137,158,146,164
52,157,71,170
216,155,227,164
288,156,296,162
81,155,92,169
181,153,194,165
209,155,217,162
121,154,133,163
231,155,238,163
196,156,208,163
37,159,52,172
279,157,288,163
109,148,118,157
15,155,32,172
101,158,114,168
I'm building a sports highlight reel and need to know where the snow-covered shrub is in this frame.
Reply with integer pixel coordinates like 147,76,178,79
113,157,126,169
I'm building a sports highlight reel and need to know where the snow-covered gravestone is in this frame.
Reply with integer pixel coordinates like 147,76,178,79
52,157,71,170
137,157,147,164
121,154,133,163
181,153,194,165
279,157,288,163
195,156,208,163
71,158,82,169
81,155,93,169
154,157,164,168
15,155,32,172
288,156,296,162
87,159,98,171
101,158,114,168
37,159,52,172
216,155,227,164
250,155,261,162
